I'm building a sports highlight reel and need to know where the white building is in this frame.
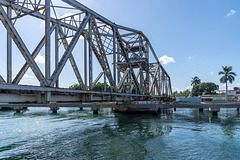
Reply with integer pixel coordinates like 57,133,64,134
227,87,240,100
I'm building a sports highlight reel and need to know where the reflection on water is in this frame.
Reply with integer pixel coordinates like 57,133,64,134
0,107,239,160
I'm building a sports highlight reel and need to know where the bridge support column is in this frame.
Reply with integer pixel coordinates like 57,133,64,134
79,107,83,111
7,6,12,83
46,92,51,103
237,108,239,111
209,108,220,116
174,108,176,111
0,107,2,110
91,106,100,114
199,108,204,112
50,106,59,113
14,107,23,113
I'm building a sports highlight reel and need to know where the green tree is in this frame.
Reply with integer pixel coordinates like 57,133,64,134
174,90,191,97
69,82,111,92
172,91,179,97
218,66,237,101
191,76,201,86
192,82,219,96
69,84,82,90
93,82,111,92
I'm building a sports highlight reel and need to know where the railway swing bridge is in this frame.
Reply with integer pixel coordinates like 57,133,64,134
0,0,172,113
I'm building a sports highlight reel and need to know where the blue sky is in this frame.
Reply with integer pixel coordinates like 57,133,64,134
1,0,240,92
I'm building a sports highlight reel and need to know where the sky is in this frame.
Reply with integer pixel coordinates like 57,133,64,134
1,0,240,92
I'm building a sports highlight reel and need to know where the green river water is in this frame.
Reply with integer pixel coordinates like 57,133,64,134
0,107,239,160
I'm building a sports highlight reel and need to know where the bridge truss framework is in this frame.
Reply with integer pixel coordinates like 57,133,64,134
0,0,172,104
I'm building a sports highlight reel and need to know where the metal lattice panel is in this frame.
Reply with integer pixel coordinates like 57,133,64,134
0,0,172,103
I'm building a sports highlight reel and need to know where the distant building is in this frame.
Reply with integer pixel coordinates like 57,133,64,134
227,87,240,100
176,87,240,102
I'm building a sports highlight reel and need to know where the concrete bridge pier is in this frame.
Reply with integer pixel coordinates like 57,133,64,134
0,107,2,110
209,108,220,116
91,106,100,114
50,106,59,113
174,108,176,111
14,107,23,113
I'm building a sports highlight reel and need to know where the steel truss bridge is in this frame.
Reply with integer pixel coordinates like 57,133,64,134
0,0,172,104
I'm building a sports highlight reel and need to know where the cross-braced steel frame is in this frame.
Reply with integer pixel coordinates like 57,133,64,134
0,0,172,104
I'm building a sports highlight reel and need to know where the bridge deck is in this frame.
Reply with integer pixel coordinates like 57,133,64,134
1,102,239,114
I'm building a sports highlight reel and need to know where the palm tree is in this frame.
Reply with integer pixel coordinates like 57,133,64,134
191,76,201,86
218,66,237,102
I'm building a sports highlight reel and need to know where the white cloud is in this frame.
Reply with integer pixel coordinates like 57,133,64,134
186,86,192,91
188,56,192,60
35,54,45,64
172,86,192,92
225,10,236,17
209,71,214,75
172,86,179,92
159,55,175,65
22,74,35,83
23,74,34,79
237,83,240,86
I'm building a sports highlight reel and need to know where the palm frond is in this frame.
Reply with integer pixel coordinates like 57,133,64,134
219,66,236,84
229,71,237,76
218,71,224,75
220,76,227,83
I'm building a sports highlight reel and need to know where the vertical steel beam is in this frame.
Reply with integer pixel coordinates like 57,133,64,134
129,66,132,93
112,28,117,91
104,70,106,92
45,0,51,102
140,67,144,94
7,6,12,83
55,25,59,87
117,44,121,85
45,0,51,82
145,43,150,95
88,16,93,90
84,38,87,89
